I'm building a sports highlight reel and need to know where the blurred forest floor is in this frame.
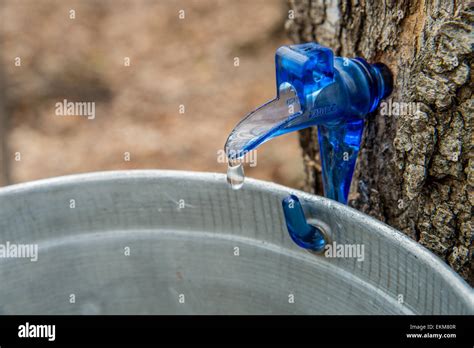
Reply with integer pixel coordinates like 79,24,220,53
0,0,304,188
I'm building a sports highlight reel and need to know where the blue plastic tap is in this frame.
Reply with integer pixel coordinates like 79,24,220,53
282,194,326,251
225,43,393,204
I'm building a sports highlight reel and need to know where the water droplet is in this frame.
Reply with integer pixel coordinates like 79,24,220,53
227,161,245,190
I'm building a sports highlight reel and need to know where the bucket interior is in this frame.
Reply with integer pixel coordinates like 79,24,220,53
0,171,471,314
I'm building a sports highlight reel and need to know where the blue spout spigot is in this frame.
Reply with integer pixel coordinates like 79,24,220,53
225,43,393,204
282,194,326,252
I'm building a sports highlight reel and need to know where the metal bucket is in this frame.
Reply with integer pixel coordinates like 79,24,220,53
0,171,472,314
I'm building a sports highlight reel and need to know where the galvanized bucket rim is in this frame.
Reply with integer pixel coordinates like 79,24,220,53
1,169,472,302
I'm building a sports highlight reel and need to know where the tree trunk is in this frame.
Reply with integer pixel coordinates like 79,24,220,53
286,0,473,284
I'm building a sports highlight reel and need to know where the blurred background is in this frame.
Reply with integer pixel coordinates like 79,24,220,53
0,0,304,188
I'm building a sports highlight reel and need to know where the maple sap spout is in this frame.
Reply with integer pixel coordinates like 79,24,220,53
224,43,393,203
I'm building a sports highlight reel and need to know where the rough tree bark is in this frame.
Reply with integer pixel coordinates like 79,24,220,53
286,0,473,284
